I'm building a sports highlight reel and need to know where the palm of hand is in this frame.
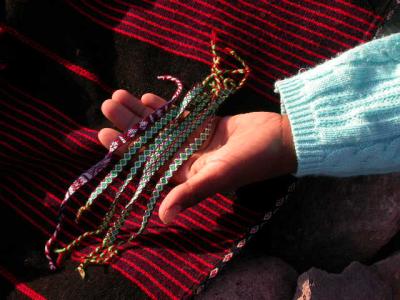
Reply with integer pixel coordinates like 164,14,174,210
99,90,294,223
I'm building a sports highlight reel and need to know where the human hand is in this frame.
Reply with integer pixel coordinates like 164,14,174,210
99,90,297,224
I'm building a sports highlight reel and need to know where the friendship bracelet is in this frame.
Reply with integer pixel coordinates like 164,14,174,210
46,33,250,278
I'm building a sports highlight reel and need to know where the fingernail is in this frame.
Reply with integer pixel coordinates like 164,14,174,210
163,205,182,224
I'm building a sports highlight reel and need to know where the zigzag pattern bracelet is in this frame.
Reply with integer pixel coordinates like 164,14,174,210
45,32,250,278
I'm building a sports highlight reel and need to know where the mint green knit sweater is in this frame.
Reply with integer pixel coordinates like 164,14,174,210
275,33,400,177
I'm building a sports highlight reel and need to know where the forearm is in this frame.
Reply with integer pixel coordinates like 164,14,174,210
276,33,400,177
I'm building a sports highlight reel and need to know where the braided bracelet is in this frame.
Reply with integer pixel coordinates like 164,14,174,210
45,32,250,278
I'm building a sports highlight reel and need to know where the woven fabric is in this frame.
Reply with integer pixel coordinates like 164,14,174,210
0,1,385,299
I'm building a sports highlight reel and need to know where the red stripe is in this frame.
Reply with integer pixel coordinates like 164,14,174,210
0,97,96,167
1,184,54,232
113,0,285,102
146,1,327,63
117,0,326,83
300,0,375,28
1,174,161,298
123,183,241,245
245,83,279,103
0,132,82,173
16,144,219,268
89,0,210,57
121,189,230,254
192,0,328,61
132,186,236,246
216,193,262,218
3,82,99,141
98,0,293,87
170,0,319,65
121,253,192,294
139,246,203,282
114,0,300,71
174,211,235,243
0,265,47,300
116,259,178,300
14,164,213,279
206,193,264,223
206,197,254,224
0,154,253,296
2,151,217,272
111,264,158,300
111,193,225,263
240,0,351,49
66,0,207,64
139,0,345,52
197,201,247,230
0,139,219,271
219,0,338,54
0,188,49,236
186,206,241,237
265,0,365,43
1,84,98,144
0,119,88,168
1,90,99,155
2,169,212,286
2,125,257,233
202,193,253,223
337,0,383,18
0,185,162,300
26,197,196,298
4,26,113,93
66,0,282,102
3,178,179,300
88,0,294,80
6,152,209,278
0,130,83,173
139,234,208,276
140,225,217,267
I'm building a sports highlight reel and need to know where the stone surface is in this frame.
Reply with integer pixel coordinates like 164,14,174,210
371,252,400,299
293,262,392,300
197,248,298,300
260,174,400,271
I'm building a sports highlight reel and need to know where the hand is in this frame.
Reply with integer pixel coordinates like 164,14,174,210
99,90,297,224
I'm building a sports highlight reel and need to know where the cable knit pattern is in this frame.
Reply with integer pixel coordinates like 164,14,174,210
275,33,400,177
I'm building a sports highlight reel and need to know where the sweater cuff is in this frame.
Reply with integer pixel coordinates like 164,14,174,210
275,75,323,177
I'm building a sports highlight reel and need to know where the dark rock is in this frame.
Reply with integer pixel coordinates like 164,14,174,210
293,262,392,300
197,250,298,300
261,174,400,271
371,252,400,299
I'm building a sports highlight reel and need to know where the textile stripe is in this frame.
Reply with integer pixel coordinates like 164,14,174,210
0,85,262,298
3,26,113,94
0,265,47,300
3,83,98,142
65,0,381,103
0,86,257,218
1,92,97,154
336,0,383,17
0,156,211,277
1,181,186,299
0,185,166,299
1,169,242,299
64,0,277,103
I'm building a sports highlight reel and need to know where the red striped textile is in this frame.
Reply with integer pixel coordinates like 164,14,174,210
0,82,266,299
0,1,385,298
0,265,47,300
65,0,382,102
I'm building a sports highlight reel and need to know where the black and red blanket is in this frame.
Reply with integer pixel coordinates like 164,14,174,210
0,1,392,299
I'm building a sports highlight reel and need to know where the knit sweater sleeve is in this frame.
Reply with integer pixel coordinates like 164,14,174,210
275,33,400,177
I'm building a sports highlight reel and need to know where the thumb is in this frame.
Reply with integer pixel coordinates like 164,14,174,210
158,164,230,224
